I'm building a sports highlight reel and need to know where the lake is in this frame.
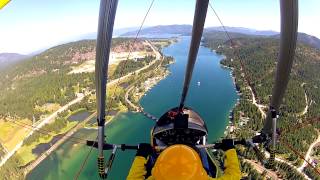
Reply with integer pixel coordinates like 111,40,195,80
27,36,238,180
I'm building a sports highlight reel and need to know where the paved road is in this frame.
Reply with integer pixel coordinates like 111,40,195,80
1,40,162,167
125,86,140,111
263,150,311,180
244,159,279,179
0,93,85,167
274,157,311,180
24,112,97,175
298,132,320,172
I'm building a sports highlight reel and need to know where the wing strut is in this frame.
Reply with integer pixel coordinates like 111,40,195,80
95,0,119,178
262,0,298,135
179,0,209,109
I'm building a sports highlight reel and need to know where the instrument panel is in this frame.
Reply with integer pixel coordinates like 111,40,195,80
153,128,206,145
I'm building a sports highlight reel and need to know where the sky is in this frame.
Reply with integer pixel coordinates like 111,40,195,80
0,0,319,54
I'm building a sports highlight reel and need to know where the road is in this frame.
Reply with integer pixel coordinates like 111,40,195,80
244,159,279,179
24,40,163,174
145,40,162,60
247,85,267,118
244,80,314,179
298,91,309,116
298,132,320,172
24,112,97,175
274,157,311,180
297,83,311,117
245,157,312,180
1,40,162,167
262,150,311,179
124,86,141,111
0,93,85,167
107,40,161,87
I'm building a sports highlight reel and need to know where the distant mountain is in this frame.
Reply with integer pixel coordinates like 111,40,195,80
113,27,141,37
74,27,141,40
121,25,278,37
107,24,320,50
121,25,192,36
122,24,320,49
297,33,320,49
271,32,320,49
205,26,278,36
207,27,320,49
0,53,27,69
273,32,320,49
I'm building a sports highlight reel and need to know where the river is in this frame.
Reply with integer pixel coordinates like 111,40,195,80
27,36,238,180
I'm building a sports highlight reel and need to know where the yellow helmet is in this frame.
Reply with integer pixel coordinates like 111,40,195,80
152,144,207,180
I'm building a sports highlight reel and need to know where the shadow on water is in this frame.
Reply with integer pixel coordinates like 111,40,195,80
68,111,91,122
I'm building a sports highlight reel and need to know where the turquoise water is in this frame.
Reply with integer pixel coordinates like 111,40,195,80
27,36,238,180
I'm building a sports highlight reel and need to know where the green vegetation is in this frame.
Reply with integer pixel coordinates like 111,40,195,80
0,37,176,179
150,38,178,51
23,116,75,146
126,56,174,108
110,55,154,80
0,155,23,180
0,144,5,158
0,40,97,120
0,72,94,120
18,121,77,166
240,159,265,180
275,161,305,180
0,38,144,121
203,31,320,175
304,166,320,180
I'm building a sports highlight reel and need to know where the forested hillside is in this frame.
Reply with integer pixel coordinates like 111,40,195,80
203,31,320,176
0,53,27,70
0,38,151,120
0,40,96,120
0,37,171,179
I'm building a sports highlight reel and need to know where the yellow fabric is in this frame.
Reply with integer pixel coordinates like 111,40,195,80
127,156,148,180
213,149,241,180
0,0,10,10
127,148,241,180
152,145,207,180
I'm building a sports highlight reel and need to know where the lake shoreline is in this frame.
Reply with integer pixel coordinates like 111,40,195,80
24,40,174,175
28,36,239,179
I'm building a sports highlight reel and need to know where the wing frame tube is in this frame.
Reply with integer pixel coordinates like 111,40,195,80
179,0,209,109
95,0,119,177
262,0,298,134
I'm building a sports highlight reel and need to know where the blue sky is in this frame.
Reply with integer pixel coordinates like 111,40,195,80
0,0,319,54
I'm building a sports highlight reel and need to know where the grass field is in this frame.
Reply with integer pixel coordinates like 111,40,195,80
16,121,78,166
0,118,31,151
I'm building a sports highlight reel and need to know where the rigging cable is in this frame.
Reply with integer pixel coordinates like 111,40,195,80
100,0,157,172
4,118,87,145
279,117,320,175
263,0,298,135
279,138,320,176
208,0,320,176
104,0,156,120
76,0,119,178
74,0,156,179
74,137,98,180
